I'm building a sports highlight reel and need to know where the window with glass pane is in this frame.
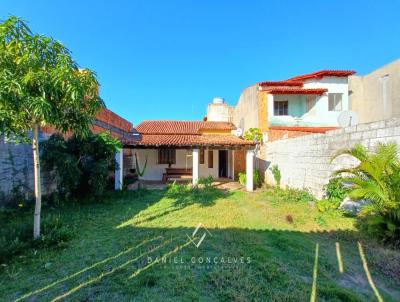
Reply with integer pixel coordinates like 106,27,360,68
200,149,205,164
158,149,176,164
208,150,213,168
274,100,288,116
328,93,343,111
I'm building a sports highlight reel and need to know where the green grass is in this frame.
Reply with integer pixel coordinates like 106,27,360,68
1,186,399,301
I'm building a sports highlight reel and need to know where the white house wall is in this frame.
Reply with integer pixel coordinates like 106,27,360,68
133,148,231,181
303,77,349,126
268,77,350,127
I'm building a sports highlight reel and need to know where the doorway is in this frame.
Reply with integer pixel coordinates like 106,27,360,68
218,150,228,178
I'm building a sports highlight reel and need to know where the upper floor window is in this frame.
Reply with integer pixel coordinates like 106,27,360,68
158,149,176,164
328,93,343,111
274,100,288,116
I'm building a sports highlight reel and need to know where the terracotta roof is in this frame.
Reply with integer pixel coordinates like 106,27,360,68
258,81,303,87
287,70,356,82
122,134,255,147
122,120,253,147
258,70,355,87
269,126,338,133
264,88,328,95
135,120,236,134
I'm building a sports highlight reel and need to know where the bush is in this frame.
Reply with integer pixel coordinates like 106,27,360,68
270,165,281,187
325,177,349,203
0,210,74,263
275,187,316,203
238,169,262,189
198,175,214,189
316,199,341,213
332,143,400,245
317,177,350,212
42,132,121,200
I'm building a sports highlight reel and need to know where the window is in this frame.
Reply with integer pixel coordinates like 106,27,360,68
200,149,205,164
208,150,213,168
306,96,316,113
328,93,343,111
274,100,288,116
158,149,176,164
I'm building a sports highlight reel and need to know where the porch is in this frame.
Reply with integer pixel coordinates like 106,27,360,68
115,120,256,191
115,146,256,192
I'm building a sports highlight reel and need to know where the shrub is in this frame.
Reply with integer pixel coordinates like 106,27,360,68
317,199,341,213
270,165,281,187
332,143,400,245
243,128,263,142
42,132,121,200
325,177,349,203
317,177,350,212
238,169,262,189
198,175,214,189
0,210,74,263
275,187,316,203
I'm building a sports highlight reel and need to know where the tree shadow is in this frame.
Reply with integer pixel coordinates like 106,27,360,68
117,187,232,227
7,226,400,302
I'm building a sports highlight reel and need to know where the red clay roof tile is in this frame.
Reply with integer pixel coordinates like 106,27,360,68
264,88,328,95
122,134,255,147
135,120,236,134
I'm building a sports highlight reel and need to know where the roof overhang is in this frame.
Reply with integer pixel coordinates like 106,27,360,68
263,88,328,95
121,134,256,149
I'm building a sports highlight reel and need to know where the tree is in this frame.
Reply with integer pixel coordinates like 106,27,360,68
0,16,102,239
332,143,400,244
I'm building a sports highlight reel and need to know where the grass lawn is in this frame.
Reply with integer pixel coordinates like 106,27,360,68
1,186,399,301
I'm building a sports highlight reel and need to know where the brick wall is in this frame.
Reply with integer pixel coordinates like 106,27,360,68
264,118,400,198
0,134,56,205
233,149,246,180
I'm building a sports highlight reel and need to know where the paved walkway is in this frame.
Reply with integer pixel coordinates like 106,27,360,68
127,179,244,191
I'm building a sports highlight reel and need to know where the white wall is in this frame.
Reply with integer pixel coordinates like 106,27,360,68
264,118,400,198
133,148,233,181
303,77,349,126
268,77,350,127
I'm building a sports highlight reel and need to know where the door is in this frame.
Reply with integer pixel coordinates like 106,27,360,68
218,150,228,178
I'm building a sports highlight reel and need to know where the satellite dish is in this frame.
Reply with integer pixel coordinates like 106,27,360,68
234,128,243,137
338,111,359,128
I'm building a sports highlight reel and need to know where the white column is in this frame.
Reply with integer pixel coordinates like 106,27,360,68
232,150,235,180
192,148,199,185
246,149,254,192
115,150,123,190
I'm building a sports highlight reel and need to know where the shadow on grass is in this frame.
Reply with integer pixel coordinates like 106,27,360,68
117,187,230,227
9,226,399,302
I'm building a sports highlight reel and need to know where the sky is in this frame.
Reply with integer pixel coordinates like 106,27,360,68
1,0,399,125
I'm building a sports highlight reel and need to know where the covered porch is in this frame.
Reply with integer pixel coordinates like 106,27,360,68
115,145,256,192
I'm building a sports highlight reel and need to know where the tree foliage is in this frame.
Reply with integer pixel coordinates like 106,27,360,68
0,16,103,239
42,132,121,199
0,16,102,138
332,143,400,245
244,128,263,143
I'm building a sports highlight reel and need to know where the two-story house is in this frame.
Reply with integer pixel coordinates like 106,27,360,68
233,70,355,136
229,69,355,178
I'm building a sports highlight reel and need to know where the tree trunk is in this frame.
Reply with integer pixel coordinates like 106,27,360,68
32,124,42,240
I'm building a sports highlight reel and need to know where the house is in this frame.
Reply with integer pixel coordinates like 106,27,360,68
118,120,256,191
349,59,400,123
233,70,355,136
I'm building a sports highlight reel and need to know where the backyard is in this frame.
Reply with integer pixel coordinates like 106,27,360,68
1,186,399,302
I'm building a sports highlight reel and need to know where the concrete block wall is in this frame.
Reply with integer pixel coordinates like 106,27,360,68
0,135,55,205
264,118,400,198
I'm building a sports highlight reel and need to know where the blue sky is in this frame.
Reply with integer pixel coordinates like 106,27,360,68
2,0,399,125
